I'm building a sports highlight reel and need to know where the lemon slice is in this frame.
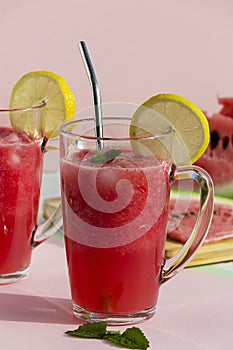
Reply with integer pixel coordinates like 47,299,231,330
9,71,76,138
130,94,210,165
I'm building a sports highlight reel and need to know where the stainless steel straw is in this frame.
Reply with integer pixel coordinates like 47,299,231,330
78,41,104,151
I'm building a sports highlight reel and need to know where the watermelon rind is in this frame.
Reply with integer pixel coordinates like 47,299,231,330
215,183,233,199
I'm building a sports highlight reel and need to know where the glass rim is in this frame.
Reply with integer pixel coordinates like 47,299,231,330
0,100,46,113
60,117,174,142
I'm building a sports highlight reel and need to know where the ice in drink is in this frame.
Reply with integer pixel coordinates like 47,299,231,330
61,149,171,314
0,127,43,275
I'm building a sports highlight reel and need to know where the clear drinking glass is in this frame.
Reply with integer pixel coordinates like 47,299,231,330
0,94,62,284
60,109,214,325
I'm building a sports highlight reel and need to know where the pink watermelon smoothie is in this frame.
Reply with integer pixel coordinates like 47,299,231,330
0,127,43,275
61,149,171,314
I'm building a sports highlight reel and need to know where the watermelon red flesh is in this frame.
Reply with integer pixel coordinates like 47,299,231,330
218,96,233,117
167,198,233,245
195,97,233,191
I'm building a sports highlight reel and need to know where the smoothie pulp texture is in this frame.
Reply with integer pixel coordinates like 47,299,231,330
61,149,171,314
0,127,43,274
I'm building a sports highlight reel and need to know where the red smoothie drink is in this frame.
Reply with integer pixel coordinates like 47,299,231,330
61,149,170,315
0,127,43,275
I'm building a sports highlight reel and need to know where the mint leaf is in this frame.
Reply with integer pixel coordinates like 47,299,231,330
91,149,122,164
90,152,104,164
106,327,149,350
65,321,107,339
103,149,122,163
65,322,150,350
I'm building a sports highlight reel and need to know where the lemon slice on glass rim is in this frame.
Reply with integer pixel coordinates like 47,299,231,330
130,93,210,165
9,71,76,139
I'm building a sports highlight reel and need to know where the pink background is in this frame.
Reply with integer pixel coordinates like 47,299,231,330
1,0,233,170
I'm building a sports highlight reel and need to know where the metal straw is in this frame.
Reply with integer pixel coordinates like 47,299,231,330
78,41,104,151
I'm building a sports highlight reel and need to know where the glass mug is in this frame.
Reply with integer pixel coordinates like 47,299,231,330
60,114,214,325
0,95,62,284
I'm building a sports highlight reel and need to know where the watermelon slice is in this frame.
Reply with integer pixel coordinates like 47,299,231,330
195,96,233,198
167,192,233,245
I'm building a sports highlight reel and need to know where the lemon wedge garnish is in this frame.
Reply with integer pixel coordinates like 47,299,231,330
130,94,210,165
9,71,76,138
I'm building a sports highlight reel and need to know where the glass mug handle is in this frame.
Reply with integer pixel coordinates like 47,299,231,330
30,139,63,248
30,204,63,248
160,165,214,283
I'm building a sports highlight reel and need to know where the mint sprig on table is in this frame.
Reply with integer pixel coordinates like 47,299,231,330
65,321,150,349
91,149,122,164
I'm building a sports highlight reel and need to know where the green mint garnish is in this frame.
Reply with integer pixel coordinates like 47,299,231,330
65,321,150,350
107,327,150,349
91,149,122,164
65,321,108,339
